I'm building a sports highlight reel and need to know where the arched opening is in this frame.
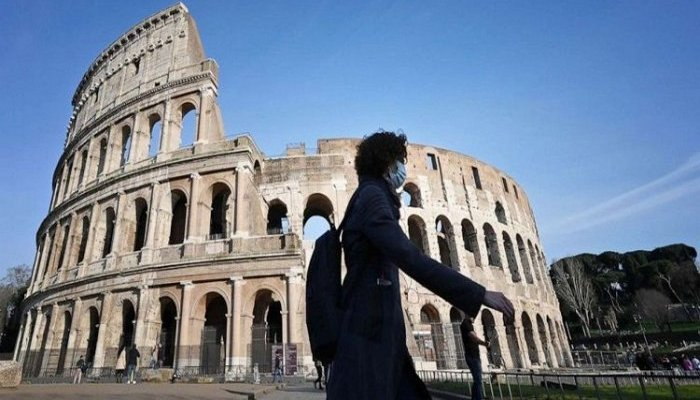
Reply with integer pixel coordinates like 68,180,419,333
483,223,501,267
547,316,562,367
121,300,136,351
78,149,88,186
42,228,56,279
481,309,502,367
97,138,108,176
527,240,541,281
169,190,187,245
102,207,115,257
32,312,52,376
120,126,131,166
159,297,177,368
303,193,333,241
401,183,422,208
267,199,289,235
461,219,481,267
449,307,467,369
56,223,70,271
537,315,553,367
503,314,522,369
522,312,539,365
495,202,507,224
179,103,197,147
63,157,73,198
209,183,231,239
517,235,534,284
77,216,90,263
436,216,458,269
419,304,447,369
408,215,429,255
502,232,520,282
200,293,227,374
251,290,282,373
133,198,148,251
85,307,100,365
56,311,72,375
148,114,163,158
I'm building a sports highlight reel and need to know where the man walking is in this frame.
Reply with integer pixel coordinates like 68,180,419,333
460,316,490,400
73,355,87,384
126,344,140,384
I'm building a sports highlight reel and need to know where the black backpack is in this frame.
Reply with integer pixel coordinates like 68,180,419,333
305,183,375,363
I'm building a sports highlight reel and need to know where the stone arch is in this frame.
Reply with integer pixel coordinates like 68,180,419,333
481,309,502,367
31,310,52,377
148,113,163,158
303,193,334,226
527,240,541,281
408,215,429,255
547,316,562,367
78,148,89,187
178,102,198,147
502,232,520,282
101,206,116,257
96,137,108,176
132,197,148,251
82,306,100,365
120,125,132,166
250,289,284,372
208,182,232,239
266,199,289,235
435,216,458,269
169,189,187,245
521,312,539,365
56,310,72,375
56,222,71,272
461,219,481,267
418,304,445,368
192,292,228,374
536,314,553,367
402,182,422,208
503,314,522,369
495,201,507,224
516,235,534,284
483,223,501,267
449,307,467,369
158,296,178,368
77,216,90,263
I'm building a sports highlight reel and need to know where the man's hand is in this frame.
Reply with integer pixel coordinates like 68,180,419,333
483,290,515,322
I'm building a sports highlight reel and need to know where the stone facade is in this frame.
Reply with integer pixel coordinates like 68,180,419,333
16,3,571,378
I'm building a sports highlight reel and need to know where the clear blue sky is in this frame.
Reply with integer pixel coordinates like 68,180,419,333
1,1,699,278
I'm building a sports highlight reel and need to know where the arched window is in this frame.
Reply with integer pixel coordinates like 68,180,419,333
42,228,56,279
209,183,231,239
179,103,197,147
461,219,481,267
133,198,148,251
56,223,70,271
522,312,539,365
303,193,333,241
102,207,116,257
267,199,289,235
97,138,108,175
408,215,429,255
402,183,422,208
495,202,507,224
78,149,88,186
481,309,502,367
482,223,501,267
148,114,163,158
418,304,446,368
435,216,458,269
528,240,540,281
517,235,534,284
63,157,74,197
169,190,187,245
77,216,90,263
537,315,553,366
120,126,131,166
502,232,520,282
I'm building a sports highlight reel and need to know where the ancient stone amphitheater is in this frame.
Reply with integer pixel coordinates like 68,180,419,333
15,3,571,380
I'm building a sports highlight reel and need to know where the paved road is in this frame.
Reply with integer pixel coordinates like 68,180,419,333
0,383,328,400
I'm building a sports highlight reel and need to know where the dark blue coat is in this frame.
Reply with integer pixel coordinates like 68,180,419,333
327,177,486,400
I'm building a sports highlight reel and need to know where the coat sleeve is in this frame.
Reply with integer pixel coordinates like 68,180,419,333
356,185,486,317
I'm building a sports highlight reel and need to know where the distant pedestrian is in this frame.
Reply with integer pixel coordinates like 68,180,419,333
682,355,693,371
126,344,140,384
272,353,283,383
73,355,87,384
692,355,700,371
460,315,491,400
314,360,324,390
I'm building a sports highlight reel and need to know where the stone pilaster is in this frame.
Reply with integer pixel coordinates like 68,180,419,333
92,292,114,369
175,281,194,368
186,173,200,241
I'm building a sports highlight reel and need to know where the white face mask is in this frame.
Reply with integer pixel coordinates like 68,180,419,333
386,160,407,190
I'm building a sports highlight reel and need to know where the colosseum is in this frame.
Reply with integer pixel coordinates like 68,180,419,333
15,3,572,380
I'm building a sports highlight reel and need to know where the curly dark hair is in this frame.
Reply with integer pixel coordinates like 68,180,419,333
354,131,407,178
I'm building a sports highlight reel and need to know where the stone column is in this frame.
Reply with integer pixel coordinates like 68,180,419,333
83,203,100,265
26,307,46,375
109,190,126,258
134,284,150,349
285,272,303,345
234,163,252,236
141,182,159,263
38,303,60,375
175,281,194,368
65,298,83,370
531,322,546,367
92,292,114,369
161,100,174,152
224,313,232,372
186,173,201,241
543,323,559,368
494,324,511,369
28,235,45,293
229,276,245,369
14,311,32,362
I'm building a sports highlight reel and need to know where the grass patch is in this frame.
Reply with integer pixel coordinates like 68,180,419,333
427,381,700,399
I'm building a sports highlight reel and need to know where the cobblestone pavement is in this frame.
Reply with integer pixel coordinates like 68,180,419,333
0,383,328,400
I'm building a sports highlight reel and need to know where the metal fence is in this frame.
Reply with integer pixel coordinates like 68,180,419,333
570,350,634,369
419,369,700,400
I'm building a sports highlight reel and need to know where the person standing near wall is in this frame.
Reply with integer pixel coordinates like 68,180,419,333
126,344,140,384
460,316,490,400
